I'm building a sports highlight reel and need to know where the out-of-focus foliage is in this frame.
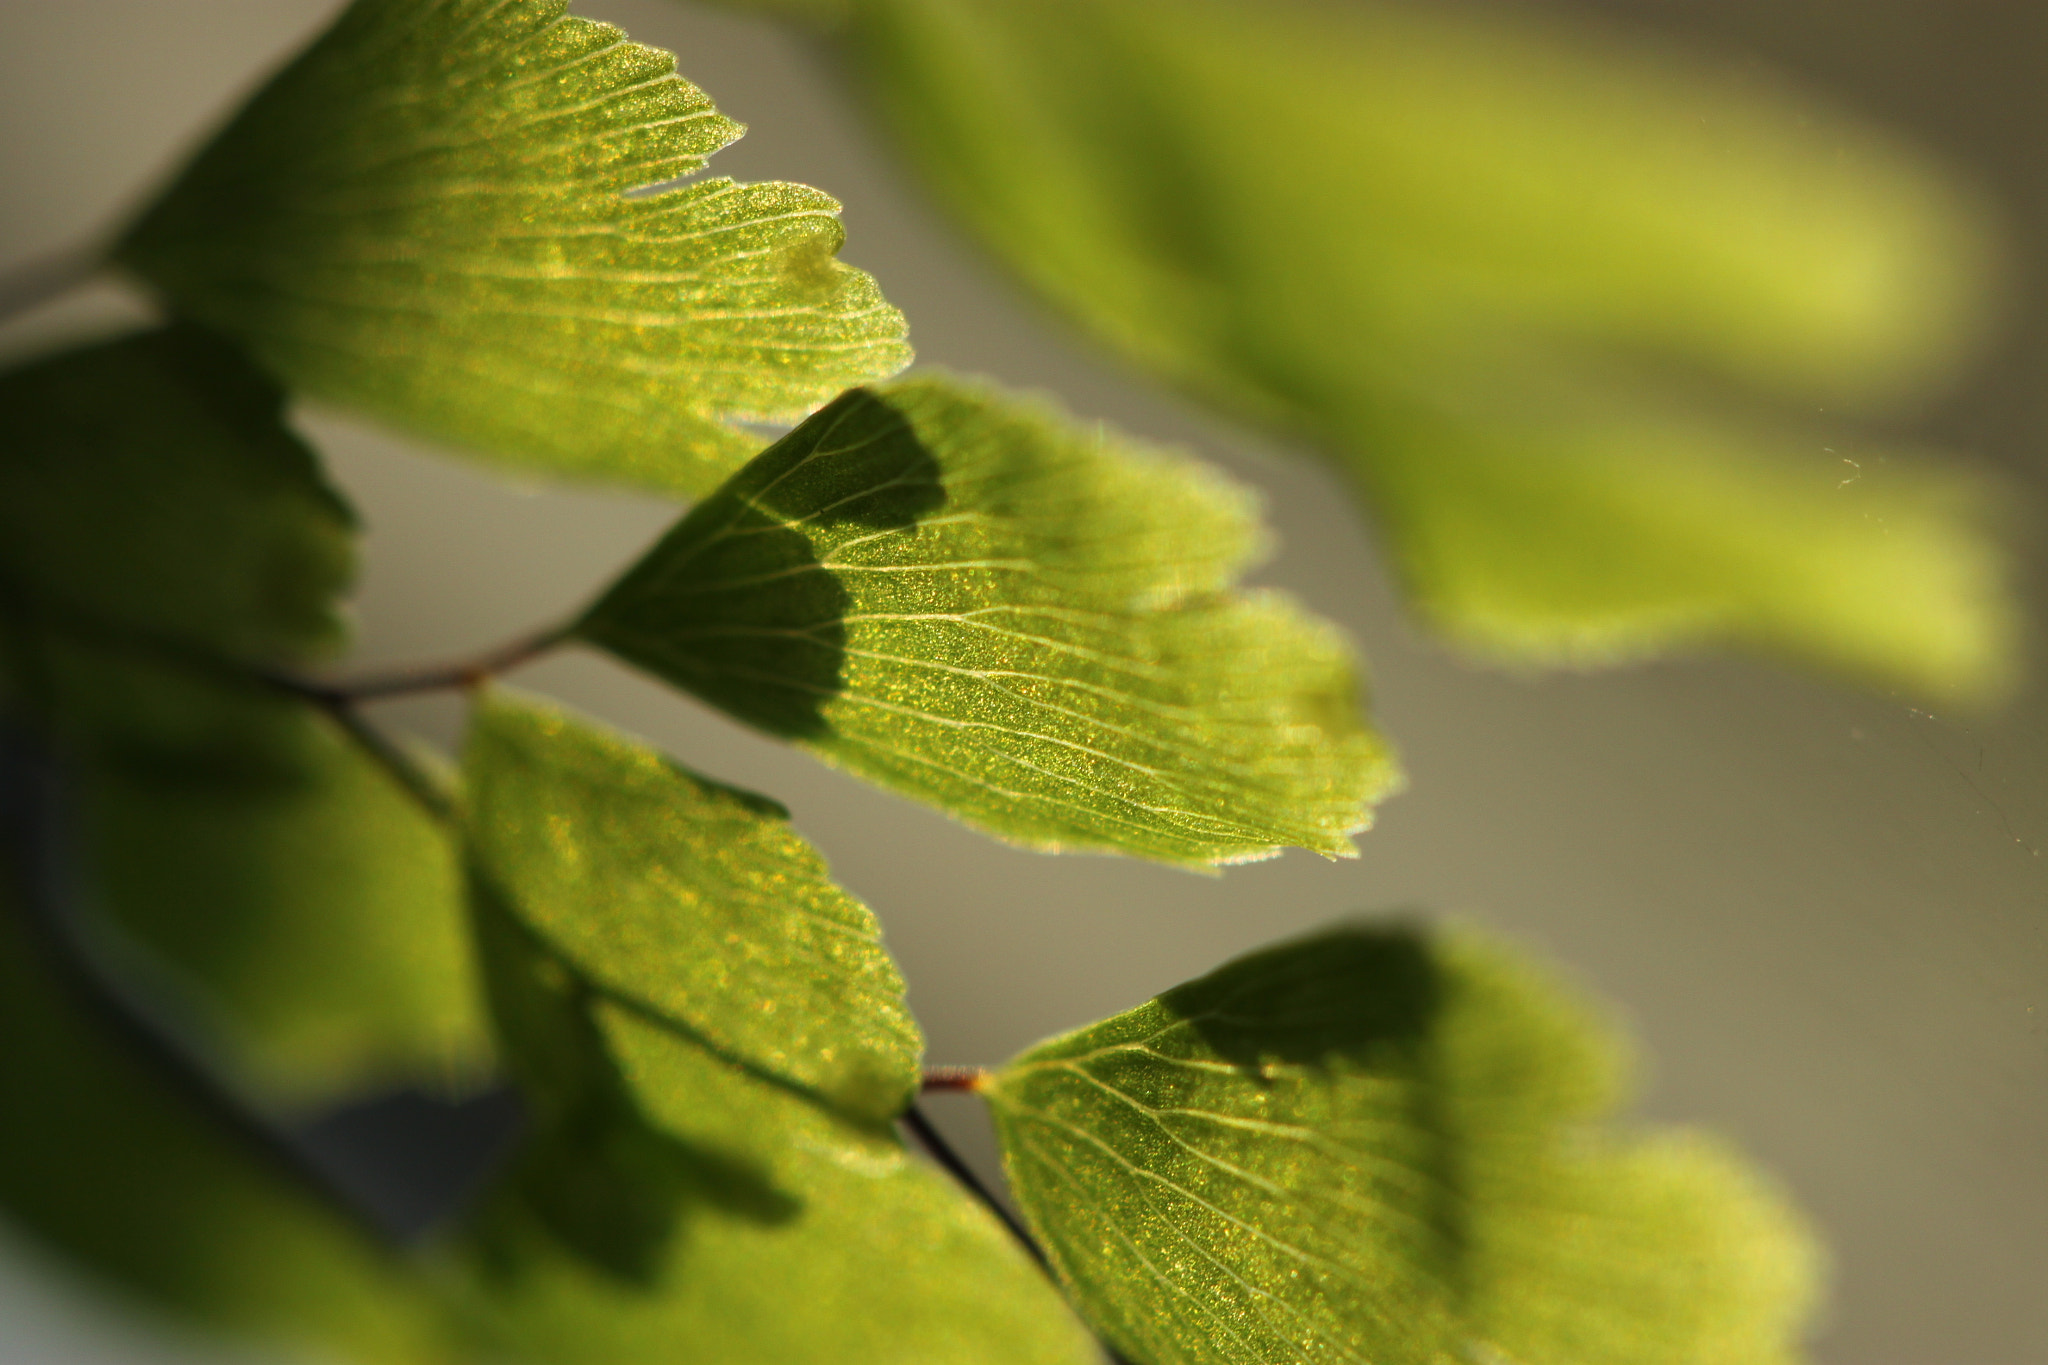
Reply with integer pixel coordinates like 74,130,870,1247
0,327,353,665
80,702,484,1104
579,375,1399,866
1357,392,2007,695
822,0,2013,700
118,0,911,495
0,328,486,1104
0,851,454,1365
463,690,920,1121
986,924,1820,1365
444,830,1098,1365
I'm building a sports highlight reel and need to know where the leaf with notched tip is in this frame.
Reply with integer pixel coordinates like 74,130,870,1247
119,0,910,495
986,924,1820,1365
577,375,1400,867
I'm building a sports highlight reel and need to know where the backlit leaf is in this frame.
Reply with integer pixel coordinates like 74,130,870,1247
1360,379,2010,691
443,878,1097,1365
0,835,451,1363
463,689,919,1122
119,0,911,494
846,0,2012,699
0,326,353,665
577,376,1399,867
985,923,1820,1365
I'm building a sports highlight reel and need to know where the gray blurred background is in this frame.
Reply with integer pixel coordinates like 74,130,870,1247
1,1,2045,1361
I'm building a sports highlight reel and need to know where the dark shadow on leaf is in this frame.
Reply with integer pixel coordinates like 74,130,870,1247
1160,923,1469,1278
579,388,945,741
591,988,906,1145
466,877,799,1289
1165,923,1441,1078
510,1090,799,1288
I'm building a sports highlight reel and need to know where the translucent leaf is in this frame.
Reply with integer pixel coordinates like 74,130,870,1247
1359,378,2011,693
0,326,354,665
443,884,1098,1365
118,0,911,495
0,844,452,1363
463,689,919,1121
577,376,1399,866
78,695,488,1106
984,924,1820,1365
846,0,2012,699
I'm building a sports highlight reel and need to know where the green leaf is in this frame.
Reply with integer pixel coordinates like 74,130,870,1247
118,0,911,495
0,326,354,665
79,695,488,1105
0,629,310,781
845,0,2012,699
1359,380,2012,693
0,842,452,1363
984,924,1820,1365
463,689,919,1121
0,325,487,1103
576,376,1398,867
444,882,1097,1365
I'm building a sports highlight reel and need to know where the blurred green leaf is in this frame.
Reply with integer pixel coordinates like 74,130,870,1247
0,326,354,665
0,324,487,1105
463,689,919,1121
119,0,911,495
1360,379,2011,691
0,629,309,781
80,697,488,1106
985,923,1820,1365
0,844,452,1363
0,630,493,1107
445,876,1097,1365
578,375,1398,867
846,0,2012,699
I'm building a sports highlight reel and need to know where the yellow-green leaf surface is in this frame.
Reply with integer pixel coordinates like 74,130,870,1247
0,326,354,665
985,924,1820,1365
444,886,1097,1365
119,0,910,495
846,0,2011,699
0,850,451,1364
577,376,1398,866
80,695,487,1105
464,689,918,1121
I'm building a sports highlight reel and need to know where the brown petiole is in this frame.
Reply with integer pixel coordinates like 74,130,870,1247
270,624,571,705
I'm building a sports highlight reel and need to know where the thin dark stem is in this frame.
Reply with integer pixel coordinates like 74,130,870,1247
271,623,571,704
320,699,457,824
920,1065,990,1093
907,1098,1141,1365
0,245,104,325
900,1103,1049,1272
